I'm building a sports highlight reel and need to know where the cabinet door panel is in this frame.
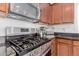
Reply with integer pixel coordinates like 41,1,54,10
62,3,74,23
57,43,69,56
51,39,56,56
41,7,47,23
40,4,51,24
51,4,62,24
57,42,72,56
0,3,6,12
73,41,79,56
73,46,79,56
0,3,9,13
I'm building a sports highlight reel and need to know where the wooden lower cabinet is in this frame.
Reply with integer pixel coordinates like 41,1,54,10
73,46,79,56
51,39,56,56
57,42,72,56
51,38,73,56
73,41,79,56
51,38,79,56
56,38,73,56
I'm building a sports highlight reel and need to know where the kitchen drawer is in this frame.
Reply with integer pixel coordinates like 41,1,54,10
57,39,72,44
73,41,79,46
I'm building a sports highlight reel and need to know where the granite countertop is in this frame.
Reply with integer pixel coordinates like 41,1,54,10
54,32,79,40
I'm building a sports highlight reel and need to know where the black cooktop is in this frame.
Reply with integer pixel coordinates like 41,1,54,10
6,34,50,56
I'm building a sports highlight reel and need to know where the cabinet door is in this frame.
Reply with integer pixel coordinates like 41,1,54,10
0,3,6,12
57,43,72,56
40,4,51,24
0,3,9,13
56,38,72,56
51,39,56,56
73,46,79,56
73,41,79,56
62,3,74,23
51,4,62,24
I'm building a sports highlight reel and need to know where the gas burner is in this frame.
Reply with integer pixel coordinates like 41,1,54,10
7,36,48,56
21,43,34,49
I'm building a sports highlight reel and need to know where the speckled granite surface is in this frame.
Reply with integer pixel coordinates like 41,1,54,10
54,32,79,40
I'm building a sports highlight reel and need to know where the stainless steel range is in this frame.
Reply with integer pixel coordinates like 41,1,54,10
6,34,50,56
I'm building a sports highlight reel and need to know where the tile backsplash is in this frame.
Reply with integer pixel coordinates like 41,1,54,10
51,24,78,33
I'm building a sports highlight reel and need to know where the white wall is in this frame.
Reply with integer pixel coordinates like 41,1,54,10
49,3,79,33
0,18,47,36
0,18,47,28
76,3,79,32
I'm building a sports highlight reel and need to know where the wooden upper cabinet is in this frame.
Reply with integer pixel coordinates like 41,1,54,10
40,4,51,24
0,3,9,17
38,3,74,24
62,3,74,23
51,3,74,24
51,4,62,24
0,3,9,14
0,3,6,12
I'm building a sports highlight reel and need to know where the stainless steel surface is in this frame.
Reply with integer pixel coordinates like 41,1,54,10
6,33,50,56
8,3,40,22
23,41,51,56
6,27,37,36
7,47,16,56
